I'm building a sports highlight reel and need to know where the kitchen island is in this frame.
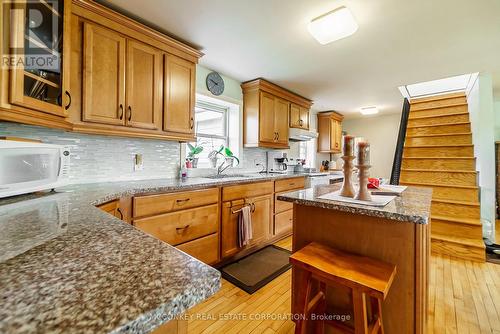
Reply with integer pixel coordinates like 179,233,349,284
278,184,432,334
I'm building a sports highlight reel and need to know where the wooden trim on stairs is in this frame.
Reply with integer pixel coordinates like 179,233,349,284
409,92,466,104
407,121,470,129
408,112,469,120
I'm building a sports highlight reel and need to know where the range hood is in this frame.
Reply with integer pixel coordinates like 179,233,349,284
288,128,319,141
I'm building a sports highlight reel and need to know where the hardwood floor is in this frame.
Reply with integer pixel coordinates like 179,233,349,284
187,237,500,333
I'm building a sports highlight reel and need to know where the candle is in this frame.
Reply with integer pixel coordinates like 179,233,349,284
343,135,354,156
356,141,370,165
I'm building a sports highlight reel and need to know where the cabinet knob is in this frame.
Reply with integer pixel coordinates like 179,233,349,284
190,117,194,129
299,119,303,126
119,104,124,120
127,106,132,121
64,91,72,110
176,225,190,233
176,198,190,205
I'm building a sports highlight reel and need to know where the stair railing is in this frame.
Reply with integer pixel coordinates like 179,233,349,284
390,98,411,185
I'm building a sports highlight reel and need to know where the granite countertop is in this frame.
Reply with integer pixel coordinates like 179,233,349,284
277,183,433,224
0,173,305,334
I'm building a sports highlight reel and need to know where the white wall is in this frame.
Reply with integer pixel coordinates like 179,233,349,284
341,114,401,179
467,73,496,232
495,100,500,141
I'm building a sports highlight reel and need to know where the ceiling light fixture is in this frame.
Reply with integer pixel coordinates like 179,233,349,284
308,6,358,45
360,106,379,115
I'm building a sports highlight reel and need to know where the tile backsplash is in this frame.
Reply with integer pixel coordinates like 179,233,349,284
0,122,181,184
0,122,296,184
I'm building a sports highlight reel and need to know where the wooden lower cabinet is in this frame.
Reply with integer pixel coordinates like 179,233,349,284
97,200,123,219
274,209,293,235
134,205,218,246
176,233,219,265
221,194,272,259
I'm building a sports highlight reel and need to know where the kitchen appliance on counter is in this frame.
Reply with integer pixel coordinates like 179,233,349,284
0,140,70,198
266,151,289,173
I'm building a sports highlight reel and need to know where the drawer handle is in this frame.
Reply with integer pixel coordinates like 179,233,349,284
176,198,190,205
176,225,190,233
117,208,123,220
289,183,295,187
251,203,256,213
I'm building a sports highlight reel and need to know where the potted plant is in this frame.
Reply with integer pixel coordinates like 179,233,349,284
187,143,203,168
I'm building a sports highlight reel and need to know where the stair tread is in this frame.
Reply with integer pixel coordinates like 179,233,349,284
402,156,475,159
407,121,469,129
404,144,473,148
431,233,485,248
431,214,482,226
401,168,476,173
432,198,480,206
400,181,478,189
405,132,472,138
408,111,469,120
410,92,466,104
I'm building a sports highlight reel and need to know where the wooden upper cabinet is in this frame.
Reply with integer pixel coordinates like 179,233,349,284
83,23,126,126
290,104,310,130
4,0,72,126
259,92,276,143
242,79,312,149
317,111,344,153
274,98,289,145
125,40,162,130
163,54,195,136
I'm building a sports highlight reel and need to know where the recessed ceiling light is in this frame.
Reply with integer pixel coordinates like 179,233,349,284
308,6,358,45
360,107,379,115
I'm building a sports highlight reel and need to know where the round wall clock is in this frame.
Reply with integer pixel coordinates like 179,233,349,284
206,71,225,96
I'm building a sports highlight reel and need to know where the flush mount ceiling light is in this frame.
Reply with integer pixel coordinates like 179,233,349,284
308,6,358,45
360,106,379,115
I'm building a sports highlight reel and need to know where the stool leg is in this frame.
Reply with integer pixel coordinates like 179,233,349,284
377,298,385,334
352,290,369,334
295,271,312,334
315,282,327,334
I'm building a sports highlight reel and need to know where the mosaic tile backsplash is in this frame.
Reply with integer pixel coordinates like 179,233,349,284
0,122,289,184
0,122,181,184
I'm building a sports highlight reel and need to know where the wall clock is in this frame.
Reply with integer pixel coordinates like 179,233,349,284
206,71,225,96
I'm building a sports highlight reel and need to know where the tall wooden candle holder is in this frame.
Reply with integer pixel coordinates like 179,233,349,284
340,156,355,197
355,164,372,201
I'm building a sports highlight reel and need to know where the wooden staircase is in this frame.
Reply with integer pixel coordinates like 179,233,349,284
399,92,485,262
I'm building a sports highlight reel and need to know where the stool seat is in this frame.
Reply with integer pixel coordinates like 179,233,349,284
290,242,396,300
290,242,397,334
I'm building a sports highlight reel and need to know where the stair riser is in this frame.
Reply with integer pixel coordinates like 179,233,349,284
431,186,479,202
432,219,483,240
410,104,468,117
405,134,472,146
407,114,469,127
401,158,475,171
403,146,474,157
411,97,467,111
432,202,480,219
431,239,485,262
400,171,476,187
406,123,470,136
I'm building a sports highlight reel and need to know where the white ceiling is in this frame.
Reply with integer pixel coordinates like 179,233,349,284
104,0,500,118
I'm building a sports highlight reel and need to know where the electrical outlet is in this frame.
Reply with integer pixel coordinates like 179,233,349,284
134,154,143,171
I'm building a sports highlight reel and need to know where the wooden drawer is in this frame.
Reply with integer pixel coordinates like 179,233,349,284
222,181,273,201
133,188,219,217
134,204,218,246
275,192,293,214
274,209,293,235
274,177,305,193
177,233,219,265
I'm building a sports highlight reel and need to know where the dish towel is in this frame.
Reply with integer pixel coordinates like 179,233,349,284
238,205,253,248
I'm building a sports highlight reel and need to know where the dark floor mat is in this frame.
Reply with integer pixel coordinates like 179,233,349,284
221,245,292,294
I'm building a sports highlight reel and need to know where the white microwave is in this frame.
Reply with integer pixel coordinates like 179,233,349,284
0,140,70,198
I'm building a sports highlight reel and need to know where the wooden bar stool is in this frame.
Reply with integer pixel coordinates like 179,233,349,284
290,242,397,334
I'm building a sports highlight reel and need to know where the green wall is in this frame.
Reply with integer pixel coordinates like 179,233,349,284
196,65,243,103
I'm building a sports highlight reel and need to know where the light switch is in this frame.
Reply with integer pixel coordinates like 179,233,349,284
134,154,143,171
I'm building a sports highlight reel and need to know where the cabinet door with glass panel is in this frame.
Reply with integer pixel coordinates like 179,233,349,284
9,0,71,117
